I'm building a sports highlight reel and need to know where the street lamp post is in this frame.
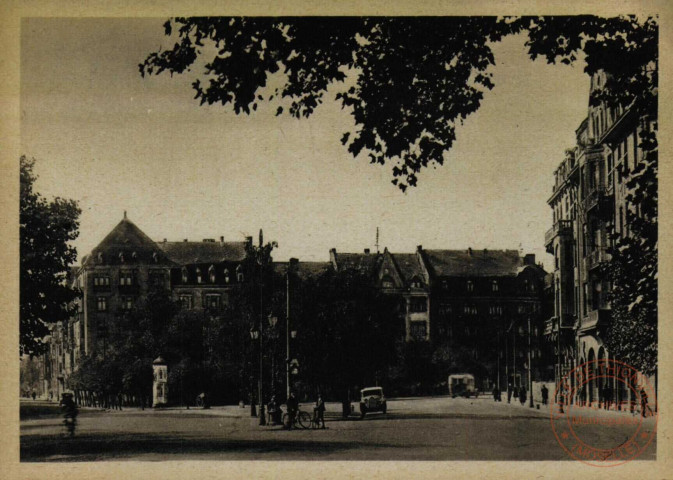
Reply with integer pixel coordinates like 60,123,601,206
250,326,259,417
269,314,278,397
528,316,533,408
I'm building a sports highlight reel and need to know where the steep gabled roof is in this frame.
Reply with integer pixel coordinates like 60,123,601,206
83,216,173,267
333,252,382,273
390,253,425,284
422,249,523,277
157,240,247,266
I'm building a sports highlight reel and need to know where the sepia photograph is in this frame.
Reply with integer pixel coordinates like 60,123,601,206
11,3,663,474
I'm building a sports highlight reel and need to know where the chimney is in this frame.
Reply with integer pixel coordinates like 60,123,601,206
183,238,188,242
364,248,370,254
245,236,253,248
220,236,224,245
416,245,423,252
289,257,299,273
467,247,472,256
163,238,167,244
483,248,488,256
524,254,536,266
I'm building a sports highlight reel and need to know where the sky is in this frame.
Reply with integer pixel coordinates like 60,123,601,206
21,17,590,266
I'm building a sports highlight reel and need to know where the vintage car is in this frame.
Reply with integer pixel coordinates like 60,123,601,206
359,387,387,418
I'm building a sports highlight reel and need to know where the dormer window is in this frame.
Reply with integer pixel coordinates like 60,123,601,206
236,265,244,283
224,268,230,284
119,252,125,263
410,276,422,288
467,280,474,292
492,280,499,292
152,252,158,263
196,268,202,284
181,267,189,284
97,252,103,263
132,251,138,261
208,265,216,283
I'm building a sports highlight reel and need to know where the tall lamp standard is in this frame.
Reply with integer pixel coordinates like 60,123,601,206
285,262,298,399
249,326,259,417
250,322,265,426
269,314,278,397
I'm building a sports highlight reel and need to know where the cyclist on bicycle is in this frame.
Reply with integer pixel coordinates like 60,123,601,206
286,392,298,430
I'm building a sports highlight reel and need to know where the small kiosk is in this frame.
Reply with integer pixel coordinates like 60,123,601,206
152,356,168,407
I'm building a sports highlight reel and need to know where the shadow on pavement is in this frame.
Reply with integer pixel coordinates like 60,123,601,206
21,433,399,462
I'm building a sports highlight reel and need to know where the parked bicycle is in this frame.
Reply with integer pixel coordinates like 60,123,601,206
282,408,312,429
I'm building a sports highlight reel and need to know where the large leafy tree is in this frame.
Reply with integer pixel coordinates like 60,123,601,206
296,267,401,401
140,16,656,191
20,156,81,356
141,15,658,375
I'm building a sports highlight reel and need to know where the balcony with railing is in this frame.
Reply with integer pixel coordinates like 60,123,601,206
584,187,613,215
544,314,576,336
586,247,610,271
544,220,573,250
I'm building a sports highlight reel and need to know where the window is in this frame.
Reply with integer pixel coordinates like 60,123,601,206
466,280,474,292
410,322,427,340
492,280,499,292
205,294,221,310
119,271,133,286
208,265,216,283
181,267,189,284
196,268,202,284
583,283,589,316
96,297,108,312
236,265,244,283
120,296,133,311
409,297,427,313
381,275,395,289
179,295,193,310
438,304,452,316
463,305,477,315
442,279,449,290
224,268,230,284
94,276,110,286
410,276,422,288
489,305,503,316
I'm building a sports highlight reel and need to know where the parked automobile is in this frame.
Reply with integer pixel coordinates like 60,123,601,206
448,373,478,398
359,387,387,418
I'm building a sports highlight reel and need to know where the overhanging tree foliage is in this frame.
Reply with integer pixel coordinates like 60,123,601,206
140,16,656,191
140,15,658,372
20,156,81,356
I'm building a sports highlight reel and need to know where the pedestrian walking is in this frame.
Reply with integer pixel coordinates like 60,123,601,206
492,386,500,402
267,395,280,425
313,394,326,429
541,384,548,406
31,391,36,401
640,386,649,418
286,392,299,430
512,386,519,403
507,382,513,404
604,384,612,411
519,386,527,406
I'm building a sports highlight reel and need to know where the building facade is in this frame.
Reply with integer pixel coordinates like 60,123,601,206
44,213,251,398
332,246,551,390
544,71,656,404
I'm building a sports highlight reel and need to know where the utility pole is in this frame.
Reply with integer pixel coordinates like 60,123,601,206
528,315,533,407
286,265,291,399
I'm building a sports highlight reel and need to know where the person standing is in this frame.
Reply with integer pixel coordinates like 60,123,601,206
507,382,513,403
313,394,326,429
286,392,299,430
541,384,549,406
492,385,500,402
519,386,527,406
640,386,649,418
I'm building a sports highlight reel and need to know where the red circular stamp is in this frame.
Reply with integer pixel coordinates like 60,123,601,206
550,358,657,467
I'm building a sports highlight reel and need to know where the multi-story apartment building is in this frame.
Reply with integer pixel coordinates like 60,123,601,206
332,246,551,390
545,71,655,405
44,213,251,398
